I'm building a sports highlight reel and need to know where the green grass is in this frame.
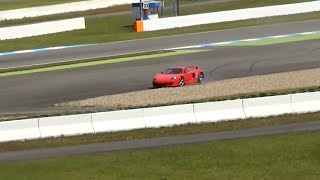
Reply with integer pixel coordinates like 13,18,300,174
1,130,320,179
0,0,319,53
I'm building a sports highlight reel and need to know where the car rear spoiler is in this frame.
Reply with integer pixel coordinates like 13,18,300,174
187,66,199,69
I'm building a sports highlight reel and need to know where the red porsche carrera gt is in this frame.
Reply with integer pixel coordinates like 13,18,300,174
152,66,204,88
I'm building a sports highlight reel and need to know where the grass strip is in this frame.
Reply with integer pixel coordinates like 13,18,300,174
0,126,320,180
0,49,206,77
0,1,319,52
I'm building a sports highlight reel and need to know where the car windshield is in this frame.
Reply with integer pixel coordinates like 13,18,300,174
164,68,182,74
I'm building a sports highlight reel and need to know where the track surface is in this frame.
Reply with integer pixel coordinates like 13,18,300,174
0,120,319,163
0,38,320,114
1,20,320,69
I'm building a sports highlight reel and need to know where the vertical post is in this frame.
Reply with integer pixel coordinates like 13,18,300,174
176,0,180,16
140,0,143,20
160,0,164,18
172,0,177,16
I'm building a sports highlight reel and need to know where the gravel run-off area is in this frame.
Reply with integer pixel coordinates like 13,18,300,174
56,67,320,110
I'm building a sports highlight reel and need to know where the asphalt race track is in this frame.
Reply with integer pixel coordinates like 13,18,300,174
0,38,320,114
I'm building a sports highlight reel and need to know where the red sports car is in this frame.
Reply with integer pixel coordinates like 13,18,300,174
152,66,204,88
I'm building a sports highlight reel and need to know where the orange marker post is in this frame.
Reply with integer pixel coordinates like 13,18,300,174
134,20,144,32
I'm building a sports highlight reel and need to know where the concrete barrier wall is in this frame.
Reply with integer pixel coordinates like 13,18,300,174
0,0,139,21
143,104,196,128
91,109,145,133
1,91,320,143
142,1,320,31
0,118,40,142
0,17,85,40
193,99,246,123
243,95,293,118
38,114,94,138
291,91,320,114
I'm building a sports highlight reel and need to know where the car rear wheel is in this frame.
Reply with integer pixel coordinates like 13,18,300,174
198,72,204,83
179,77,185,87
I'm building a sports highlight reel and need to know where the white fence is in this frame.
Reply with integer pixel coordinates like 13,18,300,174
142,0,320,31
0,0,140,21
0,91,319,143
0,17,85,40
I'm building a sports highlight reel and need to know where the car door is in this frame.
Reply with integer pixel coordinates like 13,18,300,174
183,67,194,84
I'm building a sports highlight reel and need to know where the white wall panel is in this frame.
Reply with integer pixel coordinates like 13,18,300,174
39,114,94,138
143,104,196,128
243,95,293,118
91,109,145,133
291,92,320,113
143,1,320,31
194,99,245,123
0,17,85,40
0,0,140,21
0,118,40,142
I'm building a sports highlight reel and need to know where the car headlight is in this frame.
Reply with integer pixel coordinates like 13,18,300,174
171,76,176,80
